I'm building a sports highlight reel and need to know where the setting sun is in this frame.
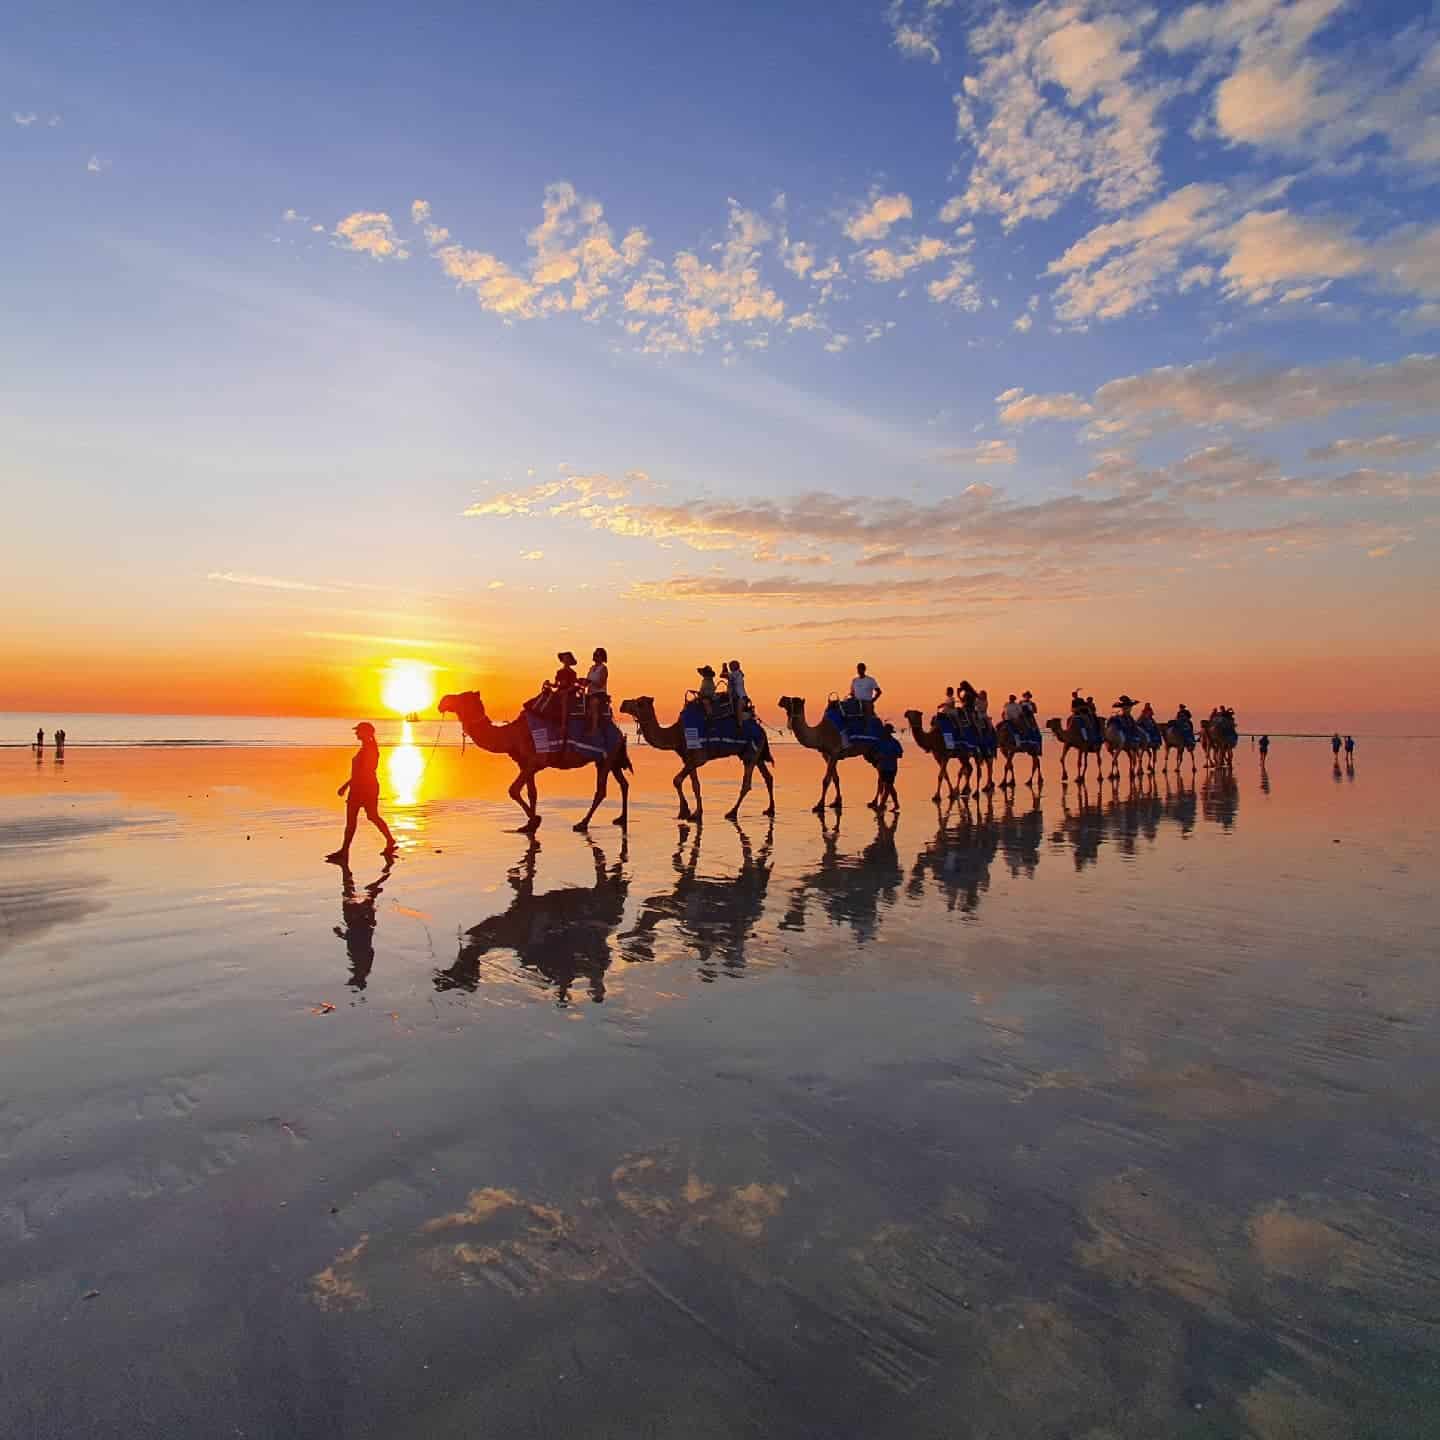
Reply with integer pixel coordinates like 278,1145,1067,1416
381,660,435,717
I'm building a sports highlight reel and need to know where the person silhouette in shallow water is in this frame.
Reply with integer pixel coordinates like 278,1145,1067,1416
335,855,393,990
327,721,396,863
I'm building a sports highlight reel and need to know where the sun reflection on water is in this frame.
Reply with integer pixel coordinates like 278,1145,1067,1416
387,721,427,811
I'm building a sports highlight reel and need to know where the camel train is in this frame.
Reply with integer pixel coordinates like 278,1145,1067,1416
436,682,1235,831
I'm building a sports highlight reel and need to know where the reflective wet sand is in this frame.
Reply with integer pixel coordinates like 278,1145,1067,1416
2,740,1437,1437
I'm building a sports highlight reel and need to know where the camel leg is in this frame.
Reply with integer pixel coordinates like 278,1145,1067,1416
758,762,776,817
508,770,540,831
613,760,629,828
688,766,704,820
1031,754,1043,789
830,760,843,811
813,757,834,814
726,761,752,822
982,757,995,793
673,765,694,820
575,761,609,831
932,756,946,804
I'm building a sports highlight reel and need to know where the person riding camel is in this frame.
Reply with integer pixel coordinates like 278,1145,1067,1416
850,662,881,718
1113,694,1139,741
697,664,718,721
585,647,609,736
939,686,958,716
549,651,579,726
725,660,749,715
1020,690,1039,738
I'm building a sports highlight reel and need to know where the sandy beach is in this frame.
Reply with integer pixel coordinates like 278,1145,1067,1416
2,738,1438,1437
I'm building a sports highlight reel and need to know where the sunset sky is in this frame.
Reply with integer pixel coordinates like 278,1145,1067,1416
4,0,1438,732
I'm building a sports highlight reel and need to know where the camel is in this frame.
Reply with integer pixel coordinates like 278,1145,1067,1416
1046,713,1105,781
1102,716,1146,781
619,696,774,822
438,690,631,833
994,718,1043,789
904,710,971,802
777,696,869,813
1201,714,1237,770
1159,720,1197,774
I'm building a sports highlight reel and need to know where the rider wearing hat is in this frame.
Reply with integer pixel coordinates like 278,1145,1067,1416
548,651,579,725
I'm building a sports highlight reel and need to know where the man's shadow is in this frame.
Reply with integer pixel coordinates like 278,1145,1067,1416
436,836,629,1005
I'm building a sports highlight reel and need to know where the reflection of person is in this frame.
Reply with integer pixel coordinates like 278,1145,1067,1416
334,857,392,990
327,721,397,863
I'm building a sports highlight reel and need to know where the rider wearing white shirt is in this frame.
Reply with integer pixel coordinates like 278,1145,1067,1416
850,663,881,717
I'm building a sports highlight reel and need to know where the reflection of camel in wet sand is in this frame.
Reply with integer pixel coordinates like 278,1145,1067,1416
618,696,774,822
778,696,868,813
1202,772,1240,831
996,791,1044,879
1046,715,1104,781
908,797,1000,914
780,813,903,944
438,690,631,833
435,838,629,1004
619,820,774,980
904,710,969,802
334,857,393,991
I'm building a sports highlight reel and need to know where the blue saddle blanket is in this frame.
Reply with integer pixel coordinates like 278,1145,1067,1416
1173,718,1195,745
1137,716,1161,745
1212,717,1238,746
935,711,984,755
1071,712,1099,746
1111,714,1144,744
525,712,622,759
825,701,885,747
680,702,765,755
1011,723,1043,755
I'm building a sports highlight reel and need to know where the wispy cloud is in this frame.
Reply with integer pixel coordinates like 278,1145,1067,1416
207,571,344,593
844,193,913,243
335,211,407,260
86,154,107,174
936,440,1017,466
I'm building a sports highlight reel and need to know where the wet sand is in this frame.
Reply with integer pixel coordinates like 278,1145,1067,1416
2,740,1437,1438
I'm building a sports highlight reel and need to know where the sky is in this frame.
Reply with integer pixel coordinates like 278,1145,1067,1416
3,0,1439,733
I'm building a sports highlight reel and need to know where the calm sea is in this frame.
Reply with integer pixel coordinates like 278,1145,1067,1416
0,711,465,747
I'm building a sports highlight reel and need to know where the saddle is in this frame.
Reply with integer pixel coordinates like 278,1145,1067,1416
826,697,884,745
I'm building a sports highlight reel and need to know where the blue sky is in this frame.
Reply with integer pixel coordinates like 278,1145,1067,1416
3,0,1439,720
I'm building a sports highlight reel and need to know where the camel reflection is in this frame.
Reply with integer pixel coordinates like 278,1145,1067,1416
1202,771,1239,830
907,796,992,913
1052,774,1206,870
436,838,628,1005
334,857,393,991
619,821,774,980
780,813,903,944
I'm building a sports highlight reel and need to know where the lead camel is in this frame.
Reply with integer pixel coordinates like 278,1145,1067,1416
438,690,631,832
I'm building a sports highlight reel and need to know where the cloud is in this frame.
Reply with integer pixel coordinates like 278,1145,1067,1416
1217,209,1369,304
1306,434,1439,464
12,111,37,127
464,472,635,519
207,571,344,593
997,388,1095,425
936,440,1017,466
844,193,913,243
1092,354,1440,434
886,0,954,64
949,2,1164,231
335,211,407,260
860,234,951,282
86,154,107,174
519,549,545,560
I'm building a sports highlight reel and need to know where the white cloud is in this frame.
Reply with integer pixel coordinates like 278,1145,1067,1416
207,571,343,593
887,0,953,64
844,192,913,243
997,388,1095,426
1217,209,1368,304
12,111,37,127
335,210,407,260
861,234,950,282
86,154,107,174
1306,434,1439,464
936,440,1017,466
950,1,1165,231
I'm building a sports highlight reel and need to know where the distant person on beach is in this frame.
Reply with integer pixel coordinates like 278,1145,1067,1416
1331,733,1342,758
1344,735,1355,756
851,663,881,717
327,721,396,863
54,728,65,757
35,727,44,751
1258,734,1269,760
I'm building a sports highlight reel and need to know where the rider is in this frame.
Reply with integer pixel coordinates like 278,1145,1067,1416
725,660,749,715
697,664,718,720
550,651,579,725
1139,700,1159,741
1113,694,1138,740
939,686,958,717
851,662,881,718
1020,690,1039,738
584,647,609,735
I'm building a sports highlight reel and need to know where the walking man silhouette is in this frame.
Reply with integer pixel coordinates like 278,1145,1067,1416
327,721,397,863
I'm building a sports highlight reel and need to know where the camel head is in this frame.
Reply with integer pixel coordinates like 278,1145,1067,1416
777,695,805,715
618,697,653,719
1046,716,1065,737
904,708,925,729
438,690,484,719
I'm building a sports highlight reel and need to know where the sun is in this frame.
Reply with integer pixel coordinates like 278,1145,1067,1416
381,660,435,717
